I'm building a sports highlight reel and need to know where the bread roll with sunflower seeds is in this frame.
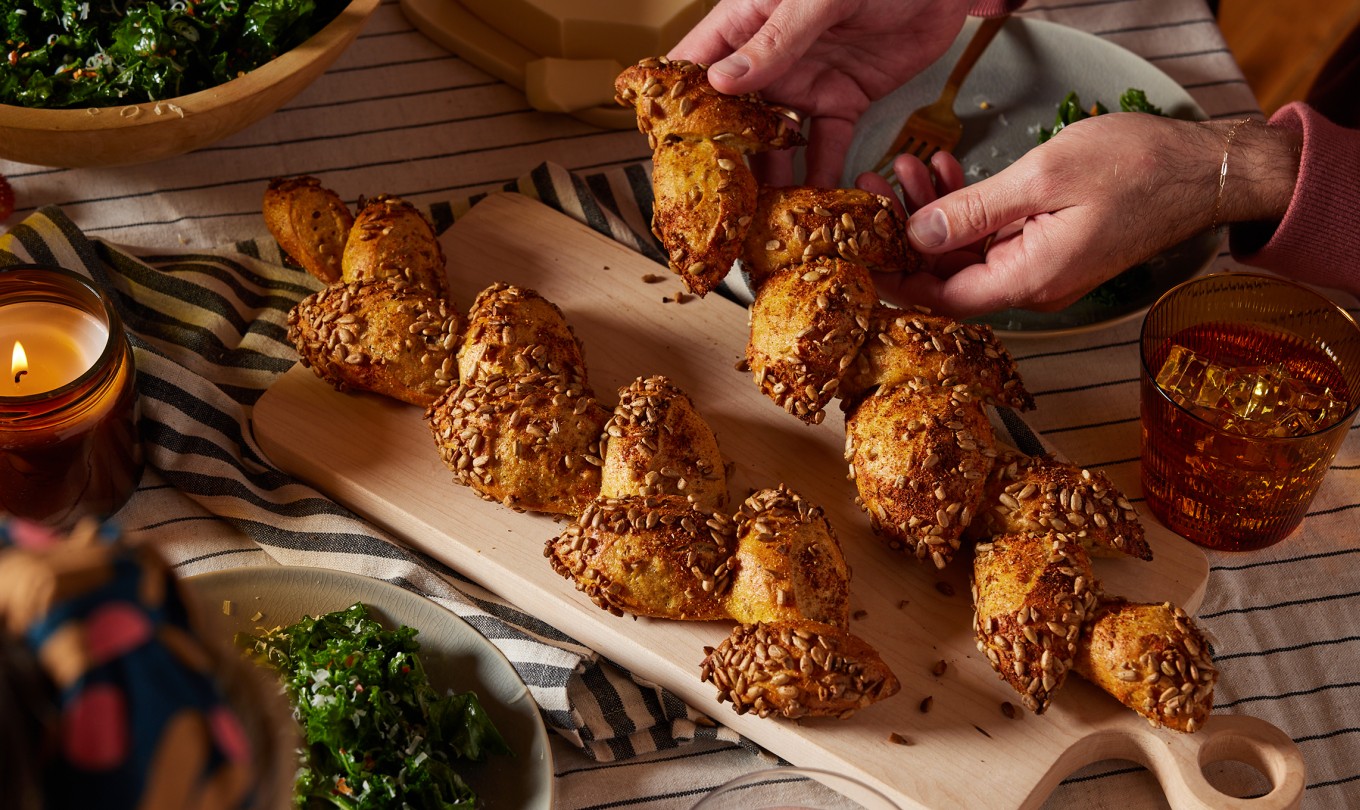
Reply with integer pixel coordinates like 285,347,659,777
544,495,737,620
427,370,609,515
457,283,588,385
726,487,851,629
741,187,917,292
263,175,353,284
972,531,1099,714
747,257,877,425
975,452,1152,561
287,276,461,407
1074,598,1217,732
844,383,997,568
700,621,900,719
839,305,1035,409
614,57,805,154
600,375,727,511
342,194,448,297
650,138,758,295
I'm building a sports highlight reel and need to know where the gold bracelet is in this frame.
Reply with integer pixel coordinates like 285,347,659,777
1211,118,1253,232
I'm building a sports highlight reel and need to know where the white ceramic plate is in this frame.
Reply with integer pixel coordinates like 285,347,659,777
185,566,554,810
842,17,1220,337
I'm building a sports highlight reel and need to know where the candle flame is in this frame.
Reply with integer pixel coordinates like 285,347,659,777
11,341,26,385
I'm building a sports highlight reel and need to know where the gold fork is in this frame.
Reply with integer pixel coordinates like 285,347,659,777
873,15,1010,175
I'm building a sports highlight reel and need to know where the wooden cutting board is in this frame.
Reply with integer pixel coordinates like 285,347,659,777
253,192,1304,809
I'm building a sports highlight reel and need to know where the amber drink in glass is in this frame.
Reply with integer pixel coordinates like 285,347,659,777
1140,273,1360,551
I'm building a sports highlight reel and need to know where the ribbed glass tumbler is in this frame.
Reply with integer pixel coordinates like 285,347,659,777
1140,272,1360,551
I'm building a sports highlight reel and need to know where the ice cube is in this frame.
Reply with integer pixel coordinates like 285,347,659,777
1156,345,1228,409
1156,345,1349,438
1286,377,1350,429
1265,409,1319,438
1219,364,1290,424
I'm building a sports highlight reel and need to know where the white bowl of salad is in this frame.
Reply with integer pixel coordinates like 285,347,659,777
0,0,380,168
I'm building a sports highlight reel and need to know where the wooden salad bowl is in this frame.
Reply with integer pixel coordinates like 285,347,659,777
0,0,380,169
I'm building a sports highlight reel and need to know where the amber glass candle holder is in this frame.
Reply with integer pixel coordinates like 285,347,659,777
1140,272,1360,551
0,264,143,526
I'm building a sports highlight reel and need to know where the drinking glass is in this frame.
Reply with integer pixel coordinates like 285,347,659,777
1140,272,1360,551
691,766,900,809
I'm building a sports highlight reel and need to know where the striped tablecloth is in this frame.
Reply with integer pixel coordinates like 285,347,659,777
4,1,1356,807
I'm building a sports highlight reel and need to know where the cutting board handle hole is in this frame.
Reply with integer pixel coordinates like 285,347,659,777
1175,719,1303,808
1199,759,1274,801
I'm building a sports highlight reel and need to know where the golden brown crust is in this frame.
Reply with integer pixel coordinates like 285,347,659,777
747,257,877,425
426,370,608,515
727,487,851,629
263,175,354,284
972,532,1099,714
600,375,728,511
615,58,805,154
650,138,757,295
544,495,736,620
742,187,918,292
287,276,461,407
1074,599,1217,732
976,452,1152,561
845,384,997,568
700,621,900,719
457,283,588,385
840,305,1035,409
342,195,448,297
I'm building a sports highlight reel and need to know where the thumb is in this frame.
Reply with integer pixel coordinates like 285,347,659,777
708,0,848,93
906,174,1042,253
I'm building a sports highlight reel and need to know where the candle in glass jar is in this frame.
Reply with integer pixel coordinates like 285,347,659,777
0,302,110,395
0,265,143,526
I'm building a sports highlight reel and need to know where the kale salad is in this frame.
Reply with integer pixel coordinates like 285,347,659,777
239,603,511,810
1036,87,1166,143
2,0,350,109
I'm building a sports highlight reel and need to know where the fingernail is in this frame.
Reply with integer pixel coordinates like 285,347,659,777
711,53,751,81
909,209,949,248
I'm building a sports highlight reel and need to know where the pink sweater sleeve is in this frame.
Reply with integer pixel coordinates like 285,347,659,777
968,0,1024,15
1229,102,1360,293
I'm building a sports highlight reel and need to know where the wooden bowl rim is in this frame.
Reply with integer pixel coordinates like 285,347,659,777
0,0,382,133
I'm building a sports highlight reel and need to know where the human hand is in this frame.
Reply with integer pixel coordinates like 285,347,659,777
856,148,985,283
866,114,1257,317
669,0,973,187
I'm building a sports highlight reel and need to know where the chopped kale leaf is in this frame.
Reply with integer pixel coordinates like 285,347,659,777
2,0,348,108
1036,87,1165,144
238,602,512,810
